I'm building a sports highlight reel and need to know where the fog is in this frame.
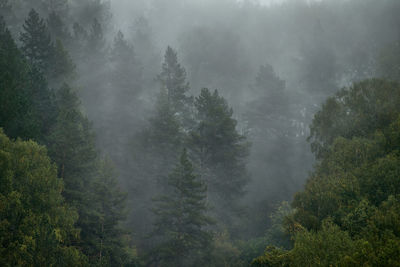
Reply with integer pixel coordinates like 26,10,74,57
2,0,400,265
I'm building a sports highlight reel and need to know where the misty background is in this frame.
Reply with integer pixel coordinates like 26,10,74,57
2,0,400,265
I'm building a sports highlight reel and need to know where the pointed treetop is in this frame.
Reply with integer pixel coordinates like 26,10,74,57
20,8,53,71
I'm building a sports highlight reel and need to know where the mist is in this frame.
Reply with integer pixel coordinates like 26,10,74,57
1,0,400,265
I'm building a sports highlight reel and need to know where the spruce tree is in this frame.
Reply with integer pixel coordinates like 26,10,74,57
20,9,53,72
89,159,132,266
47,83,130,265
47,83,97,205
189,88,249,230
0,17,37,140
0,17,55,142
157,46,192,120
151,149,213,267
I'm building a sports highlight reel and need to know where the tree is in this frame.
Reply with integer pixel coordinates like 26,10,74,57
20,9,53,72
128,49,190,246
104,30,142,149
0,129,86,266
189,88,249,229
46,83,98,259
48,39,75,85
243,64,306,237
0,17,55,143
157,46,191,120
87,18,106,56
47,83,97,204
309,79,400,159
85,159,134,266
253,79,400,266
0,17,37,140
47,83,131,265
150,149,213,267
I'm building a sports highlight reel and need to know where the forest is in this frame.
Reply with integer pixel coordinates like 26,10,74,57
1,0,400,266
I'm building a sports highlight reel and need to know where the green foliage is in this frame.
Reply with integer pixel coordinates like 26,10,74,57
86,159,133,266
254,79,400,266
157,46,191,116
20,9,53,72
189,88,249,230
309,79,400,158
0,129,86,266
150,149,213,267
0,18,37,140
48,39,75,85
0,17,55,142
47,83,97,203
209,231,244,267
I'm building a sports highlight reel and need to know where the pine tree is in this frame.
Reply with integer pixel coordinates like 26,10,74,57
110,31,142,107
87,18,106,56
106,30,142,143
128,49,191,245
20,9,53,72
157,46,192,119
46,83,97,256
0,17,55,142
88,159,133,266
189,88,249,230
47,83,130,265
48,39,75,85
0,17,37,140
150,149,213,267
47,83,97,207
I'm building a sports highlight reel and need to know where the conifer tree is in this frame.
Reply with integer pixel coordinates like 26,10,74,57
87,18,106,56
157,46,192,119
151,149,213,267
110,31,142,107
47,83,130,265
88,159,132,266
189,88,249,229
0,17,37,140
48,39,75,85
0,17,55,142
47,83,97,205
20,9,53,72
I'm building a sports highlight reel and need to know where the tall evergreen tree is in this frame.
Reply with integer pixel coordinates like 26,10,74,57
47,83,130,265
87,18,106,56
110,31,142,107
85,159,133,266
0,17,55,142
47,83,97,205
20,9,53,72
157,46,192,119
0,17,37,140
129,48,191,246
189,88,249,231
150,149,213,267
